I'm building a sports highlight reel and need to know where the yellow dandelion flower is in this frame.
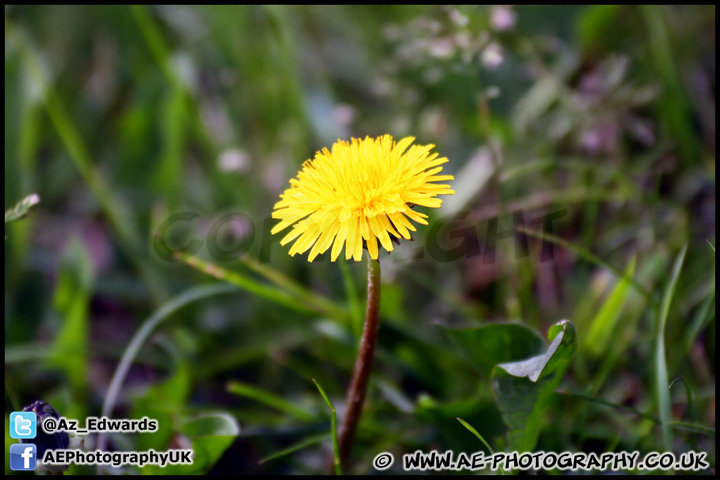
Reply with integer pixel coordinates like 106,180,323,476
271,135,455,262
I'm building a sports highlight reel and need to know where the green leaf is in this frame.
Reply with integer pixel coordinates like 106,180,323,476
142,412,240,475
492,320,576,452
584,257,636,356
547,323,566,343
441,323,546,378
181,413,240,474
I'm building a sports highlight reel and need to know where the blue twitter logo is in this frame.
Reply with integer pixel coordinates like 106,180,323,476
10,411,37,439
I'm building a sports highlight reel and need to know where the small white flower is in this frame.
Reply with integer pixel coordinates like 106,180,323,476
491,5,516,32
481,42,504,70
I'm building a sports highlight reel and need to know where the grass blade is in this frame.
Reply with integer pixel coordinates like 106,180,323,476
97,283,238,458
669,421,715,436
237,255,350,323
655,244,687,451
457,417,507,475
556,390,658,422
518,226,651,300
338,258,364,342
258,433,329,465
668,378,694,423
682,288,715,356
7,19,167,302
313,379,342,475
585,257,636,356
227,381,315,422
174,250,346,320
558,390,715,437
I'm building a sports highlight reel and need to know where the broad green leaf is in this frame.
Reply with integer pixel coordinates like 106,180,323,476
585,257,636,356
179,412,240,474
546,322,566,343
440,323,546,378
142,412,240,475
492,320,576,452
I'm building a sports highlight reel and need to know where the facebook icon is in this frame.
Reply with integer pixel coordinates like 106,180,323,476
10,443,37,471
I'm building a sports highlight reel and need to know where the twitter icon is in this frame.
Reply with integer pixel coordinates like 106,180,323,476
10,411,37,439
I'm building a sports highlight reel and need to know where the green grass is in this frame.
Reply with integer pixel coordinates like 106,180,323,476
4,5,715,475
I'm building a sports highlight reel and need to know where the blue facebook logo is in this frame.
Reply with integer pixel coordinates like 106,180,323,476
10,443,37,471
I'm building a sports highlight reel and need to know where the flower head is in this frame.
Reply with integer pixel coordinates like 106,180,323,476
22,400,69,473
271,135,454,262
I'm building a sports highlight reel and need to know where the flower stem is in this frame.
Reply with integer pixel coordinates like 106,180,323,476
337,255,381,472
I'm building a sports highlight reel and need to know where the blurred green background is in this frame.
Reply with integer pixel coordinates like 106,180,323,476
4,5,715,475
